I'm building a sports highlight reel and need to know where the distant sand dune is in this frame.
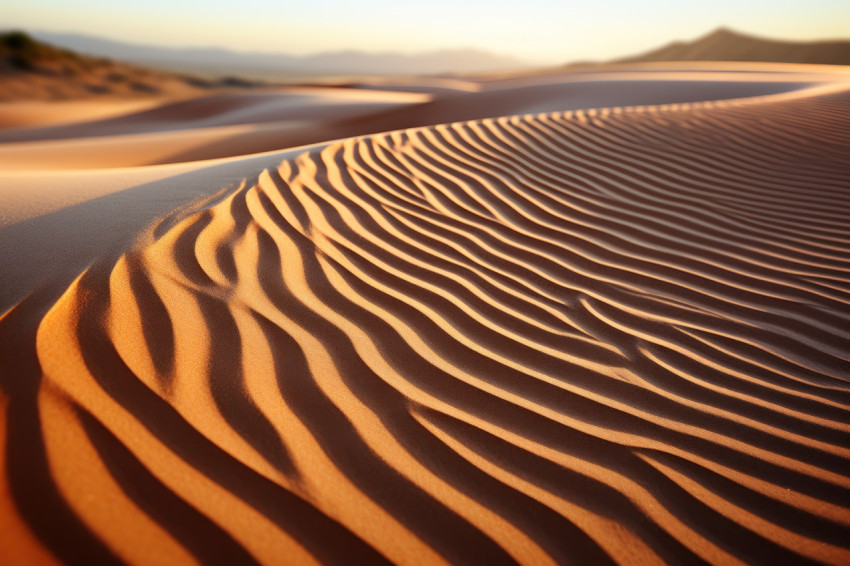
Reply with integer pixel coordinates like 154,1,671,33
3,79,848,564
1,70,841,170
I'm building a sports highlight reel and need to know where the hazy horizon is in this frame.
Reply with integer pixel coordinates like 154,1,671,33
3,0,848,65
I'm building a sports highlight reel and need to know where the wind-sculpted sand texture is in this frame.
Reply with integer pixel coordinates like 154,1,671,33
1,78,850,565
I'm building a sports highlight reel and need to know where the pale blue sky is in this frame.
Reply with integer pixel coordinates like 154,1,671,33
3,0,848,63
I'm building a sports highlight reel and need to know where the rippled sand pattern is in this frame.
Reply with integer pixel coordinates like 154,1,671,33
8,86,850,564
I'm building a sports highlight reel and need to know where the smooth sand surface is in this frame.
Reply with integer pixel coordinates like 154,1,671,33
0,99,168,130
1,63,849,565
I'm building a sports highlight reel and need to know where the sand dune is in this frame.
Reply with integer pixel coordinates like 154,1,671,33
1,66,850,564
0,88,430,169
3,64,847,170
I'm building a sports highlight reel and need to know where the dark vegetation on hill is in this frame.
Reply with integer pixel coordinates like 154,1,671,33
1,30,98,72
0,31,264,100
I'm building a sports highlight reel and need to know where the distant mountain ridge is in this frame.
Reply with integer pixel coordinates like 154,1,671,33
29,31,529,77
618,27,850,65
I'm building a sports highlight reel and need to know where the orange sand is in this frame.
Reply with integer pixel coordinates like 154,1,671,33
1,63,849,565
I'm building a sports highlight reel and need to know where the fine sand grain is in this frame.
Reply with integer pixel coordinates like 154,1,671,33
1,64,849,565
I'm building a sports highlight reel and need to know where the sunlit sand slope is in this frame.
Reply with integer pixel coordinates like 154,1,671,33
2,84,850,565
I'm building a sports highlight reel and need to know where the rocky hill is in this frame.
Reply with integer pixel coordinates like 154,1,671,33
0,31,262,100
619,27,850,65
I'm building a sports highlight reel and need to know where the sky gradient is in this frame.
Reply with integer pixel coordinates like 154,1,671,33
3,0,848,64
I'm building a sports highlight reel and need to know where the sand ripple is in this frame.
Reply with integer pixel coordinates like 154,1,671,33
3,86,850,564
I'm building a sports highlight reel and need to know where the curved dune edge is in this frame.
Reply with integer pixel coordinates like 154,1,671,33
2,82,850,564
0,74,842,171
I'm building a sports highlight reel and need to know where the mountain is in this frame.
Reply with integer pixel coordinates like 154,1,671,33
30,31,529,78
618,27,850,65
0,31,262,100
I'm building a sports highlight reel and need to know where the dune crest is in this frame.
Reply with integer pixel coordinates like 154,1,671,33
2,79,850,564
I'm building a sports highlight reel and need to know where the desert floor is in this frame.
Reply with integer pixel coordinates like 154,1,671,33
1,62,849,565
